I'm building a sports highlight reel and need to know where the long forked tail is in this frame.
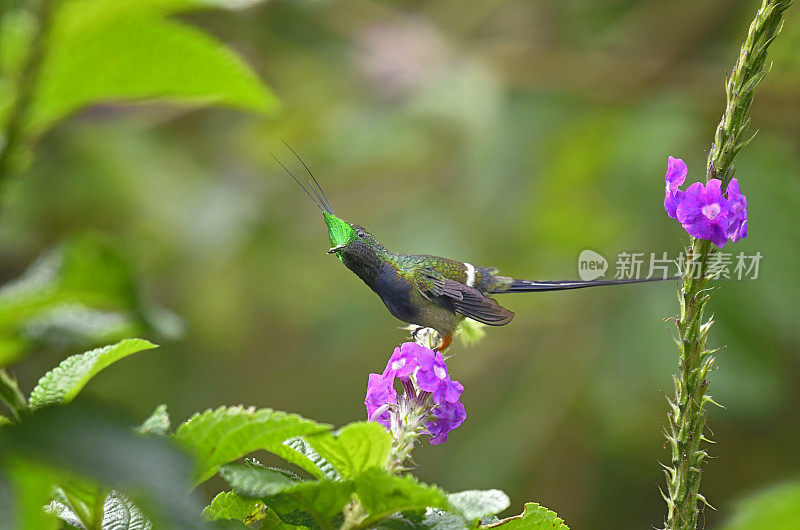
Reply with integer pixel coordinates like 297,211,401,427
490,277,676,293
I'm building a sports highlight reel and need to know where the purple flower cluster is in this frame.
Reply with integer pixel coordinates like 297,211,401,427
664,156,748,248
365,342,466,445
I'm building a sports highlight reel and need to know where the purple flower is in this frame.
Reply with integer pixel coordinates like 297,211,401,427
365,373,396,428
664,156,687,219
725,178,748,243
383,342,422,380
676,179,730,248
365,342,467,446
426,400,466,445
415,348,463,404
662,157,748,248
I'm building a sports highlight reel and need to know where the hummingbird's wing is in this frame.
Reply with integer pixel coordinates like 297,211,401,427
417,269,514,326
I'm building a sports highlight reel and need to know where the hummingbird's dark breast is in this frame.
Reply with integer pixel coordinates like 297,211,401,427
371,261,419,323
340,241,419,324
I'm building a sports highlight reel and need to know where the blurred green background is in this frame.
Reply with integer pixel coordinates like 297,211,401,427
2,0,799,528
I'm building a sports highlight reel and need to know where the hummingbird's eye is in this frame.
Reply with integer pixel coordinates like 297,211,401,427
356,228,366,238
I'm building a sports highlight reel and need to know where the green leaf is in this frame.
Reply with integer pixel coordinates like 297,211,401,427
281,436,341,480
0,8,36,80
0,459,61,530
136,404,171,436
204,489,307,528
52,488,156,530
447,490,510,522
220,459,350,527
482,503,569,529
305,421,392,479
52,478,104,530
720,480,800,530
354,468,451,524
266,439,340,482
29,0,276,132
28,338,157,410
220,460,300,498
22,306,137,349
264,479,354,526
45,499,85,529
101,490,153,530
173,405,329,484
375,509,468,530
203,490,267,525
0,403,206,528
0,235,132,310
0,235,179,366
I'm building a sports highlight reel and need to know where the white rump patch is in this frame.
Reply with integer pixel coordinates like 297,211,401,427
464,262,476,287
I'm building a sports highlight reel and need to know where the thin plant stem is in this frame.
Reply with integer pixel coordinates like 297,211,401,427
662,2,792,529
0,0,54,191
0,368,29,422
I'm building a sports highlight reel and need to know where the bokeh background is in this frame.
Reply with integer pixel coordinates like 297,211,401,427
2,0,800,528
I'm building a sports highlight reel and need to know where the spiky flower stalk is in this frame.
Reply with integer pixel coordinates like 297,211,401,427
662,2,791,529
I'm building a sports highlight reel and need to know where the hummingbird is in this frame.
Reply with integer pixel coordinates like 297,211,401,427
277,150,669,351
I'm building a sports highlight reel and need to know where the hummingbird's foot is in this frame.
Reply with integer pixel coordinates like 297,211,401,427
435,333,452,352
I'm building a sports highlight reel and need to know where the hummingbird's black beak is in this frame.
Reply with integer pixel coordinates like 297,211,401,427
327,244,346,254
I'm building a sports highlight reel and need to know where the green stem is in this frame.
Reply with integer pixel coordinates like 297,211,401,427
663,239,714,530
341,388,429,529
0,0,54,190
662,2,791,529
90,489,106,530
0,368,29,422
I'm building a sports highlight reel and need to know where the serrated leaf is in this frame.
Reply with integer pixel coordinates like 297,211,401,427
29,0,276,132
376,509,469,530
45,500,85,529
203,489,306,529
220,460,299,498
482,502,569,529
101,490,153,530
173,405,329,484
282,436,341,480
28,339,157,410
305,422,392,479
136,404,170,436
264,479,354,525
52,478,103,530
355,468,451,525
448,490,510,522
202,490,266,524
221,458,351,526
264,442,337,483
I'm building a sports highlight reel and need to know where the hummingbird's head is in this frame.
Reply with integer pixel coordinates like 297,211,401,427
273,144,383,262
323,211,383,262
